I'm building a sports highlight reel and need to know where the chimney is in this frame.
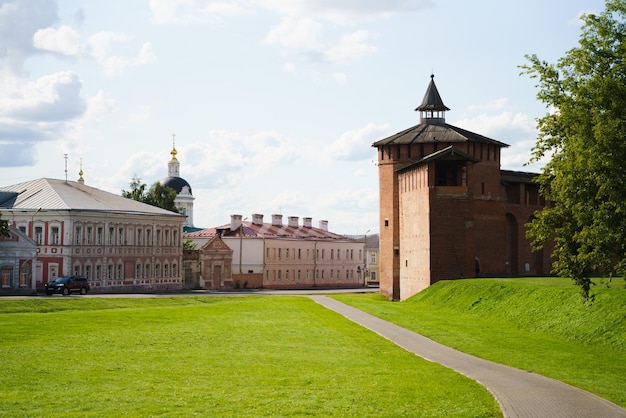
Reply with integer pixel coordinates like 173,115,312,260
252,213,264,225
271,214,283,227
303,217,312,228
319,220,328,231
230,214,242,231
288,216,299,228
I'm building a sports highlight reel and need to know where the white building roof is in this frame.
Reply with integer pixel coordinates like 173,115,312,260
0,178,183,217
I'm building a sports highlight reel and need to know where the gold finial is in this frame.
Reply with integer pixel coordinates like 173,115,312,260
170,133,178,161
78,158,85,184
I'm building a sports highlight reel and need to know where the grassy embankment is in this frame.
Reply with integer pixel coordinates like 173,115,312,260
0,296,500,417
333,277,626,408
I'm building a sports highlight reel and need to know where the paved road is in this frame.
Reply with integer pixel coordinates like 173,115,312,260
309,295,626,418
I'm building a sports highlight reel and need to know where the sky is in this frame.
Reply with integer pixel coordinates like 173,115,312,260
0,0,606,235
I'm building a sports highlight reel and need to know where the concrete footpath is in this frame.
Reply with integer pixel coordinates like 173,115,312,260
309,295,626,418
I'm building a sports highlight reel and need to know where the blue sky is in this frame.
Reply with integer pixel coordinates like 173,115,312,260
0,0,605,234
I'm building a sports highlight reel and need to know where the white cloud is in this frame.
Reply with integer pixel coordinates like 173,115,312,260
129,105,152,122
263,16,322,49
102,42,156,76
1,71,85,122
283,62,297,75
454,111,541,171
32,27,154,77
323,122,388,162
467,97,510,112
32,25,81,56
332,72,347,84
323,30,378,63
83,32,130,61
0,0,58,75
149,0,249,25
256,0,434,23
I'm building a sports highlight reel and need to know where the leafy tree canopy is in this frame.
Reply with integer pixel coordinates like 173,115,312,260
122,177,179,214
0,212,10,238
521,0,626,298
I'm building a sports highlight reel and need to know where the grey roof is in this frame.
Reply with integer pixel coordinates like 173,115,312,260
415,75,450,112
0,178,183,217
372,122,509,148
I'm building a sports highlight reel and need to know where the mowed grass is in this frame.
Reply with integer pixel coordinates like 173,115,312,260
0,296,501,417
333,277,626,408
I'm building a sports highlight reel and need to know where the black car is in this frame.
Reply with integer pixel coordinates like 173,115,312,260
45,276,90,296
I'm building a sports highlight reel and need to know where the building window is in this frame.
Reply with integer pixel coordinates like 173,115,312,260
51,226,59,245
18,226,26,234
75,226,82,245
330,270,334,278
331,249,334,259
156,229,162,246
286,248,289,259
266,270,270,280
137,229,142,245
321,270,325,279
278,248,282,260
118,228,124,245
266,248,270,259
86,227,92,245
97,227,103,245
74,265,80,276
96,265,102,280
359,249,362,261
108,227,114,245
136,264,142,278
321,249,325,259
155,264,161,278
173,230,178,246
1,267,12,288
298,249,301,259
285,270,289,280
146,229,152,245
145,264,151,278
297,270,301,280
85,265,91,280
19,264,28,286
165,230,170,246
370,253,376,264
164,264,169,278
172,264,178,277
107,264,113,280
117,264,123,279
34,226,43,245
371,272,376,281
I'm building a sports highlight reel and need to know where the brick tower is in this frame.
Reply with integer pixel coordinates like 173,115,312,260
373,75,548,300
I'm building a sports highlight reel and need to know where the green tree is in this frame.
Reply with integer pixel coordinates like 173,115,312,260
122,177,179,213
521,0,626,299
145,182,179,213
0,212,10,238
121,177,147,202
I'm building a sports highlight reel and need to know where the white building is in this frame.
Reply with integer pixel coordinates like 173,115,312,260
161,138,195,229
0,178,185,293
185,214,366,289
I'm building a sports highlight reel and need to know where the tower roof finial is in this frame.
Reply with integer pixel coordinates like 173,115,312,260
170,133,178,161
78,158,85,184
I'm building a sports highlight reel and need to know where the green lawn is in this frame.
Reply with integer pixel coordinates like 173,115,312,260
333,277,626,408
0,296,501,417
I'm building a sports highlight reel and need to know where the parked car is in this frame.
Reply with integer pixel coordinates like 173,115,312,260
45,276,90,296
